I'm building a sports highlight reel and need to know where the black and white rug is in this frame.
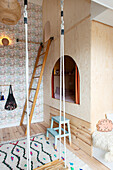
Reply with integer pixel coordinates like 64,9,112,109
0,134,91,170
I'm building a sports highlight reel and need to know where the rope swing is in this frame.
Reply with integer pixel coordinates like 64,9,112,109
24,0,31,169
60,0,67,168
24,0,66,168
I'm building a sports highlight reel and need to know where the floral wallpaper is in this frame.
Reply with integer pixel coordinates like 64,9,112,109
0,1,43,128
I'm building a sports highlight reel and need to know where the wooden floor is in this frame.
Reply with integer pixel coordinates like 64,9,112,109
0,122,109,170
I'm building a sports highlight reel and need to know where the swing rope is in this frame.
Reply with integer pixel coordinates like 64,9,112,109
24,0,66,168
60,0,66,168
24,0,31,169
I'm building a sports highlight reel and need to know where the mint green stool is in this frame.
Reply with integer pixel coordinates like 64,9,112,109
46,116,71,149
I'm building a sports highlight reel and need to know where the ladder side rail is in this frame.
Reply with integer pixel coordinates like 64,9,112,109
28,44,42,97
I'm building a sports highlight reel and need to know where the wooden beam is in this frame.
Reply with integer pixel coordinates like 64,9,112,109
0,85,12,86
16,38,41,45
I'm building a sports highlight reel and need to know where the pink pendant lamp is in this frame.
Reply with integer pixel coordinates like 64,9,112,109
0,0,21,25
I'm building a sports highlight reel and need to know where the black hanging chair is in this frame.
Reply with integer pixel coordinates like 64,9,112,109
5,85,17,110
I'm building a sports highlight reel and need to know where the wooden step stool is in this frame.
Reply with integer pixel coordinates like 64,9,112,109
46,116,71,149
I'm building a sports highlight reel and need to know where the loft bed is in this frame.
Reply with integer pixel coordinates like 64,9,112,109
54,87,75,103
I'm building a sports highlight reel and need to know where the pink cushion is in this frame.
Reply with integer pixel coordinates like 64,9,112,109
96,119,113,132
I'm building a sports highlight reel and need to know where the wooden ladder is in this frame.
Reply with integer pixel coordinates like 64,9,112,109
20,37,54,135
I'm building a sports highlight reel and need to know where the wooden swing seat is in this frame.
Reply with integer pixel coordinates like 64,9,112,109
34,159,68,170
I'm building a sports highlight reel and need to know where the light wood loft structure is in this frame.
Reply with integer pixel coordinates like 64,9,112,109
20,37,54,135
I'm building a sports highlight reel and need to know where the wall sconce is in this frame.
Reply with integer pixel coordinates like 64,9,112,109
0,36,12,46
2,38,9,46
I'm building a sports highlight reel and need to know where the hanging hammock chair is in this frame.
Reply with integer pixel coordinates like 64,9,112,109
0,0,21,25
5,85,17,110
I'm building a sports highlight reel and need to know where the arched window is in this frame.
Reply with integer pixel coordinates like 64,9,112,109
52,56,80,104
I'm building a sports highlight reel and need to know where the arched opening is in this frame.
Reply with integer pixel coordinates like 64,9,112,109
44,21,51,42
52,56,80,104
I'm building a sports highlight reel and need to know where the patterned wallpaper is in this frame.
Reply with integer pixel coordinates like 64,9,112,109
0,1,43,128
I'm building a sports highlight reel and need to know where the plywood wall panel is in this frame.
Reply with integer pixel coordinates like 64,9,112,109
43,0,90,40
71,134,92,156
43,17,91,122
91,21,113,131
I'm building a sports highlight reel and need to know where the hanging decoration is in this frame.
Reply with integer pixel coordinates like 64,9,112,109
5,85,17,110
0,0,21,25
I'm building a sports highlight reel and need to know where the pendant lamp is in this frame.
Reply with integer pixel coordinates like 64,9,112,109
0,0,21,25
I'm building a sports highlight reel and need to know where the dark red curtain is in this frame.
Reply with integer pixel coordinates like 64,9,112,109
52,69,54,98
75,64,80,104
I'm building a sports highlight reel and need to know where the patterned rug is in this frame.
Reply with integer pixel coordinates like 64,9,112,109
0,134,91,170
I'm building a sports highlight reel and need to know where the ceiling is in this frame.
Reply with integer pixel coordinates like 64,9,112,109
28,0,113,27
91,0,113,27
92,0,113,10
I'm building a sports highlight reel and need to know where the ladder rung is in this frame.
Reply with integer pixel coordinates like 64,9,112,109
35,64,43,68
40,52,45,56
29,100,33,103
33,76,40,79
30,88,36,90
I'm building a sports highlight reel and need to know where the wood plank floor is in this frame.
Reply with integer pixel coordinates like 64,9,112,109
0,122,109,170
